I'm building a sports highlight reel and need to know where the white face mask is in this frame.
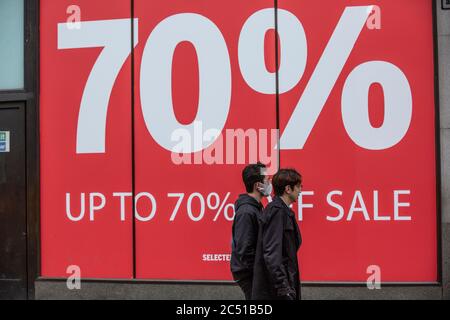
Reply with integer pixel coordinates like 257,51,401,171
258,181,273,197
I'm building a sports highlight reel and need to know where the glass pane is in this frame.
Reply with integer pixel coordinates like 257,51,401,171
0,0,24,90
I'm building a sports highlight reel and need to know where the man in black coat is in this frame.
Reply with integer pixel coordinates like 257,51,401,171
252,169,302,300
231,162,272,300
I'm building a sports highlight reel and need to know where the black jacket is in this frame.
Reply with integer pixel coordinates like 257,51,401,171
230,194,263,277
252,196,302,300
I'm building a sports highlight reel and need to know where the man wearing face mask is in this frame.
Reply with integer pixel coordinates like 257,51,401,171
252,168,302,300
231,162,272,300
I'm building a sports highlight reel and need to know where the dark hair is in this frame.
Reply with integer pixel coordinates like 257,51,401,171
242,162,267,193
272,169,302,197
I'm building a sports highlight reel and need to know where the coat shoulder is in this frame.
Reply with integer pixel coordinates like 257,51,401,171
264,202,288,224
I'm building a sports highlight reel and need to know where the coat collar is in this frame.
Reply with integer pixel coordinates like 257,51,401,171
272,196,295,217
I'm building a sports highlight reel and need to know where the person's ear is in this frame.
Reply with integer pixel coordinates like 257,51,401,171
285,185,292,194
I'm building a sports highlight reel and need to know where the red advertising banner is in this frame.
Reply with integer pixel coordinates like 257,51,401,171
40,0,134,278
278,0,437,282
133,0,276,280
40,0,437,282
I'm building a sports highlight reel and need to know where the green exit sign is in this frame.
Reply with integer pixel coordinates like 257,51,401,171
0,131,10,152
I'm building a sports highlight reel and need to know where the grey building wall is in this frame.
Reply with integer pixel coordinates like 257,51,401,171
35,281,442,300
438,0,450,300
34,1,450,300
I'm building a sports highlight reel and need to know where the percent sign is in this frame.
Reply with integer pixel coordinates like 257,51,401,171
240,6,412,151
207,192,235,221
168,192,235,222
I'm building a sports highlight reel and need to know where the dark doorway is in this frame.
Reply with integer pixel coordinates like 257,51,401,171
0,103,27,300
